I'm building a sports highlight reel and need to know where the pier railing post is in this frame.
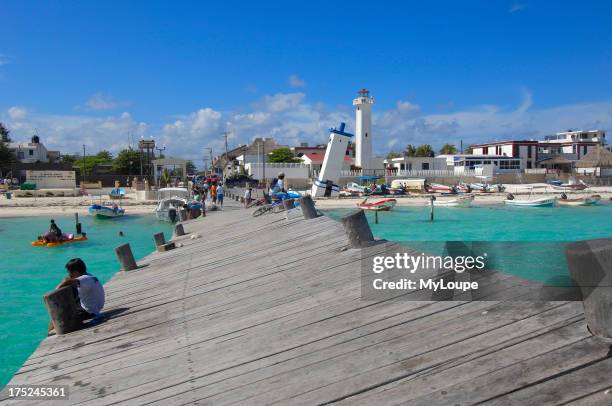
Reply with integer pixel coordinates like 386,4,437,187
565,237,612,338
44,286,81,335
299,195,319,219
154,232,166,247
115,243,138,271
174,223,186,237
341,209,375,248
179,209,187,222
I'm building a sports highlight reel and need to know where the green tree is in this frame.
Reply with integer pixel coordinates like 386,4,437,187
439,143,457,155
404,144,417,157
95,150,114,161
160,168,171,187
112,149,142,174
267,147,301,163
415,144,435,157
386,151,401,159
186,160,197,175
59,154,78,165
0,122,15,168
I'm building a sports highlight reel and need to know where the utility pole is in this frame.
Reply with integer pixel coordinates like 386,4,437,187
222,130,229,180
82,144,86,182
262,137,266,187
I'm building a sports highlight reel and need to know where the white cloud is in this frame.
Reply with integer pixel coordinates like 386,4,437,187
509,2,527,13
259,92,306,113
84,93,128,111
288,74,306,88
8,106,28,121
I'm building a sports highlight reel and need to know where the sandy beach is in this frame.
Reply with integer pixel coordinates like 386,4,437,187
0,193,157,218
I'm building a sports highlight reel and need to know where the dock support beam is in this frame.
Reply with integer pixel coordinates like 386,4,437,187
174,223,186,237
154,232,166,247
179,209,187,222
44,286,81,335
299,195,319,220
341,209,375,248
566,238,612,338
115,243,138,271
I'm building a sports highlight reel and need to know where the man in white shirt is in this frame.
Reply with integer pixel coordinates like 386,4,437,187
56,258,105,320
269,172,287,201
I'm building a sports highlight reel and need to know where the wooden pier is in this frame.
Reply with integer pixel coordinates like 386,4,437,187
3,195,611,405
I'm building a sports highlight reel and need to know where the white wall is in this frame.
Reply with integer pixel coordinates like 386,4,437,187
25,170,76,188
245,162,310,180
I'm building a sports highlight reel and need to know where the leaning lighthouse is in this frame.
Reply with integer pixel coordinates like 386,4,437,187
353,88,374,170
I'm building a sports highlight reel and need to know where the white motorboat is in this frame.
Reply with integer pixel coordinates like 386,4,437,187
154,187,189,222
557,195,601,206
504,185,556,207
433,195,475,207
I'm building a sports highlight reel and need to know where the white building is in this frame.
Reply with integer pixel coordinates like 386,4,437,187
538,129,605,158
353,88,374,169
9,136,59,163
470,140,538,169
384,156,448,172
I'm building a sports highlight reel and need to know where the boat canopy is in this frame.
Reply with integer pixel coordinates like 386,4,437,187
357,176,380,181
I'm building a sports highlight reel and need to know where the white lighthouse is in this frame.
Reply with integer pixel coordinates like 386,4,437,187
353,88,374,170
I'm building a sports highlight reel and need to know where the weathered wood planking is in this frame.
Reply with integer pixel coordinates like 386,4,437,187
3,194,611,405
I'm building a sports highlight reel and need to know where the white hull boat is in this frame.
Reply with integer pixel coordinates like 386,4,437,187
557,195,601,206
504,196,556,207
433,195,474,207
155,198,187,222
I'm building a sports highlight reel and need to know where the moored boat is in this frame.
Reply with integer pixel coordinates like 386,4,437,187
32,234,88,247
357,198,397,211
504,195,556,207
557,194,601,206
433,195,475,207
426,183,453,193
88,204,125,218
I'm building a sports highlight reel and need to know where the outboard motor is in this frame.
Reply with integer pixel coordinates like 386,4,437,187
561,193,568,200
168,208,177,223
506,193,514,200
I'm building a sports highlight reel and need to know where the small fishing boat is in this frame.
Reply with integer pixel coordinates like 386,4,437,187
345,182,371,196
88,204,125,218
357,198,397,211
426,183,453,193
32,234,88,247
504,196,556,207
549,179,588,191
557,194,601,207
109,187,126,199
433,195,475,207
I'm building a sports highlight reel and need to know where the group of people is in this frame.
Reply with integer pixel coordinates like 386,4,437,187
192,178,225,208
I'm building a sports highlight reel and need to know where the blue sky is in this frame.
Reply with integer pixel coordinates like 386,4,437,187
1,1,612,164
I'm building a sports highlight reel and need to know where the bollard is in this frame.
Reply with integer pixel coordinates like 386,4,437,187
299,195,319,219
179,209,187,222
566,238,612,338
430,195,435,222
240,196,245,203
283,198,295,210
158,242,176,252
174,223,185,237
153,232,166,248
341,209,375,248
44,286,81,335
115,243,138,271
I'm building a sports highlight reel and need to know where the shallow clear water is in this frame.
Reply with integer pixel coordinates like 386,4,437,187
324,203,612,285
0,214,172,387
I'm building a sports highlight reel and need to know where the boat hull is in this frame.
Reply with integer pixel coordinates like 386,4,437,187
557,195,601,206
504,197,556,207
357,199,397,211
433,195,474,207
88,205,125,218
32,235,88,247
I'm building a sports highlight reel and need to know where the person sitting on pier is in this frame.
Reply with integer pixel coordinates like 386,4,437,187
55,258,105,321
269,172,287,201
244,187,253,207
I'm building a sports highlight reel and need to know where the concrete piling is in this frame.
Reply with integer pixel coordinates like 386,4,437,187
341,209,375,248
174,223,186,237
299,195,319,220
44,286,81,335
179,209,188,222
115,243,138,271
153,232,166,247
566,237,612,338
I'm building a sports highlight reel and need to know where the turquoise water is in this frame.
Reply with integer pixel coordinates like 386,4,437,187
0,214,172,387
325,203,612,284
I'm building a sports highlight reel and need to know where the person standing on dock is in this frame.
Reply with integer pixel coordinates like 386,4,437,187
55,258,105,321
216,183,224,208
244,187,252,207
210,182,217,204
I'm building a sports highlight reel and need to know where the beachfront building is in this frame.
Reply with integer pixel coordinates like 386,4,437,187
384,156,447,172
9,135,60,164
353,88,374,169
574,146,612,177
451,155,523,175
470,140,538,169
537,130,606,171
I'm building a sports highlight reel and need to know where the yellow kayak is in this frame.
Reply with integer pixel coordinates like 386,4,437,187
32,235,88,247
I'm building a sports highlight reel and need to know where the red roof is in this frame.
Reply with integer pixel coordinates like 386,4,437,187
302,152,353,163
